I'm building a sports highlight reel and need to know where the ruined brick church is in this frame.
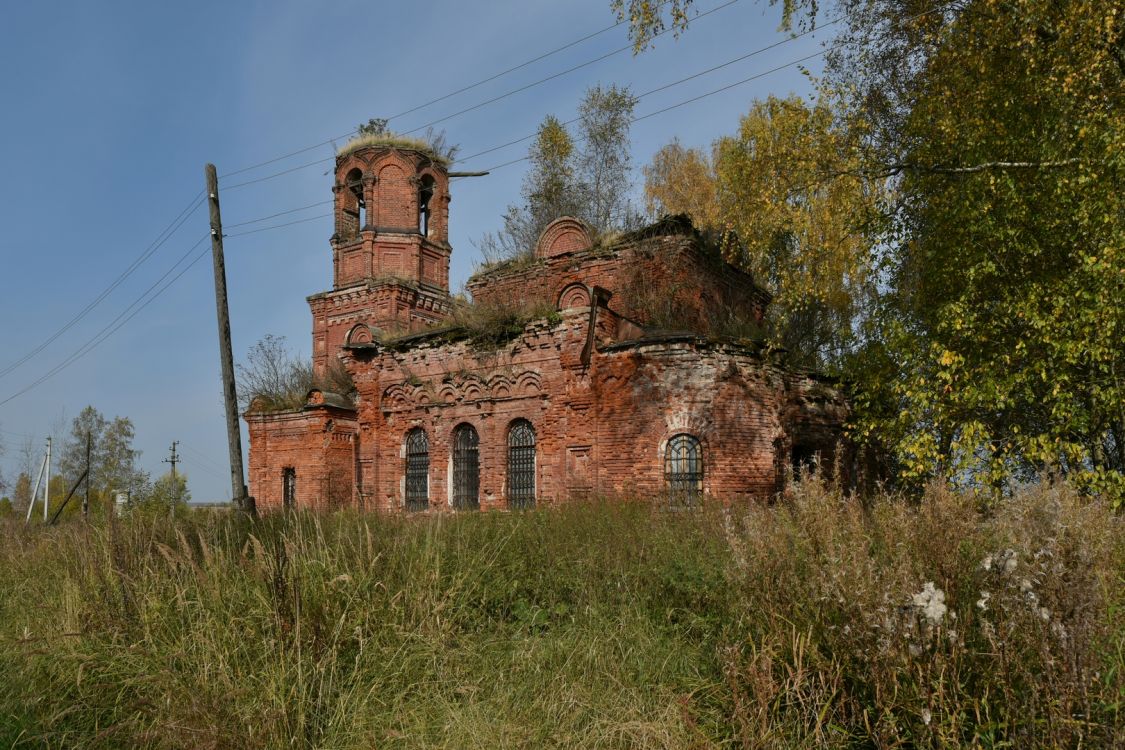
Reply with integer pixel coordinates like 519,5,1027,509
245,138,847,511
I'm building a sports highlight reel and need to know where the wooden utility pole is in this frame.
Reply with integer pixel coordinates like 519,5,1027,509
163,440,180,517
82,432,91,518
44,436,51,522
205,164,255,516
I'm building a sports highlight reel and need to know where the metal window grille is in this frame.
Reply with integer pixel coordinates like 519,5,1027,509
452,423,480,510
405,428,429,511
664,434,703,507
282,467,296,509
507,420,536,509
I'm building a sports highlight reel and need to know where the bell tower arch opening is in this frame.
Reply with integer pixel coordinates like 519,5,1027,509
313,134,457,374
419,174,435,237
343,167,366,236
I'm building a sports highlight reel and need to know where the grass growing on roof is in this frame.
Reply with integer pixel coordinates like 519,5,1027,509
337,132,450,164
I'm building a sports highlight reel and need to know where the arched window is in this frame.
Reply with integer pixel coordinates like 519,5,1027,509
664,434,703,505
418,174,435,236
452,423,479,510
344,167,365,237
507,419,536,509
405,428,429,511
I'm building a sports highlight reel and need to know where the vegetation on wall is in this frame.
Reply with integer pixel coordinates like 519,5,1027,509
645,94,880,369
477,85,644,266
337,118,460,164
625,0,1124,499
238,335,355,413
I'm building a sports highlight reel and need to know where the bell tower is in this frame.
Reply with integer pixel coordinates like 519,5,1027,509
308,138,454,376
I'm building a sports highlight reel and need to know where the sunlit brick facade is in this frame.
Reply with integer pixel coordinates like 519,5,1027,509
245,141,847,511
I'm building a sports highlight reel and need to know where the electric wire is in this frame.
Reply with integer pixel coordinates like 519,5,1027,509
0,234,211,409
0,426,39,439
451,13,844,167
224,200,333,229
178,442,230,474
223,0,743,191
177,456,229,482
0,192,205,381
451,5,944,180
218,1,672,179
396,0,741,136
226,212,334,237
227,23,846,226
453,45,844,178
0,5,945,411
0,191,343,409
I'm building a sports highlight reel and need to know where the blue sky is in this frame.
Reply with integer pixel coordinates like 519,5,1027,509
0,0,827,502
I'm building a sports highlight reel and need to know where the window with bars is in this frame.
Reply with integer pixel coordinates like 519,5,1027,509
405,428,429,511
664,434,703,506
452,423,480,510
282,467,296,509
507,419,536,509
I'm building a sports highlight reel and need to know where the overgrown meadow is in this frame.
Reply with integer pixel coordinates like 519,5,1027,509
1,481,1122,748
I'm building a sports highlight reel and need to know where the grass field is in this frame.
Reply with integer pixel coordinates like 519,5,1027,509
1,480,1122,748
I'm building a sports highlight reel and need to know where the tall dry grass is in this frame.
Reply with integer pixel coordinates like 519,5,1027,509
0,481,1121,748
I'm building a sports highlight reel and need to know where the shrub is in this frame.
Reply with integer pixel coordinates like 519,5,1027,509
0,483,1120,747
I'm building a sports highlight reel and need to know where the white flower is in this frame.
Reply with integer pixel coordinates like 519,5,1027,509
1038,607,1051,621
976,591,991,611
922,709,932,726
912,582,947,626
983,549,1018,574
1002,551,1018,574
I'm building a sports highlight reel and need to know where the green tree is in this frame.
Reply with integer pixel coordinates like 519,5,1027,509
612,0,695,51
576,84,642,231
11,472,30,516
58,406,148,507
133,471,190,514
645,94,881,370
625,0,1125,498
815,0,1125,495
479,85,641,265
480,116,582,262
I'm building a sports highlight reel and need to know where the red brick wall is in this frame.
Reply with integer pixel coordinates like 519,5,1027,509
248,157,848,513
468,234,768,331
332,306,845,512
246,405,359,511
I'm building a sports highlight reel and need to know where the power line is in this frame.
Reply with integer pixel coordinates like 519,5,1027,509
451,16,842,168
0,193,345,408
223,0,743,192
177,457,228,482
224,200,333,229
452,48,841,179
178,442,228,472
453,6,945,179
397,0,741,137
0,426,38,440
0,193,204,381
229,24,843,229
225,157,335,191
219,2,672,179
0,234,211,410
226,212,334,238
